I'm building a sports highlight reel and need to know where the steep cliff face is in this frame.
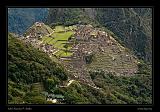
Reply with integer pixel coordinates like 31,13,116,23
8,8,49,34
47,8,101,27
94,8,152,63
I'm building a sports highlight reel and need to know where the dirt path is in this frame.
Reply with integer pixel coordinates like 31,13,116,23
52,49,59,54
59,80,75,88
67,80,75,87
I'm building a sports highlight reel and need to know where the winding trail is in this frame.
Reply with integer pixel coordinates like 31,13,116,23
67,80,75,87
59,79,102,91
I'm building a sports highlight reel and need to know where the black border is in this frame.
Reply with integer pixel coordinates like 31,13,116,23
1,0,159,111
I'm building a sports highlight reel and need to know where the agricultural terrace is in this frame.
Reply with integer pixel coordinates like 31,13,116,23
42,25,76,57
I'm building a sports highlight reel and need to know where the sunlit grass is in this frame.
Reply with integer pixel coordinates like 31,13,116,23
51,31,74,40
41,25,75,57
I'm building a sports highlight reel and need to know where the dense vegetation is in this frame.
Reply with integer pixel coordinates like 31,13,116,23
57,61,151,104
8,33,68,104
47,8,102,28
8,8,152,63
94,8,152,63
8,8,152,104
8,33,152,104
89,62,152,104
8,8,48,34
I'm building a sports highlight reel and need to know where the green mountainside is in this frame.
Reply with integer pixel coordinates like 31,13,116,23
94,8,152,63
8,8,152,63
8,8,152,104
8,22,152,104
47,8,101,27
8,33,68,104
47,8,152,63
8,8,48,34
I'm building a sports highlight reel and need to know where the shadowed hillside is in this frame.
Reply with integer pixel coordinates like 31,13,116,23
8,8,48,34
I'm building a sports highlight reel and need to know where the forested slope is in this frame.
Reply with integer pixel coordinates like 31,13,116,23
8,33,68,104
8,33,152,104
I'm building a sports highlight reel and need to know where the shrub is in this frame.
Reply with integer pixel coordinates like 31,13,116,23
9,97,24,104
25,95,46,104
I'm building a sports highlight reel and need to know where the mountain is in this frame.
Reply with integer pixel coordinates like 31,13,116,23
8,33,68,104
47,8,101,27
47,8,152,63
22,23,139,85
8,8,48,34
93,8,152,63
8,8,152,104
8,22,152,104
24,22,53,37
8,8,152,63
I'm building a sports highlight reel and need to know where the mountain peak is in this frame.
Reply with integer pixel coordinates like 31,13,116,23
21,23,139,84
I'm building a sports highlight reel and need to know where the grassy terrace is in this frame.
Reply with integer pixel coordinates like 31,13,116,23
42,25,75,58
42,37,53,43
54,50,64,56
51,32,74,40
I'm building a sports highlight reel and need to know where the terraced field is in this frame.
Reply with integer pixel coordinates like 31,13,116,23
87,46,138,75
42,25,75,58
